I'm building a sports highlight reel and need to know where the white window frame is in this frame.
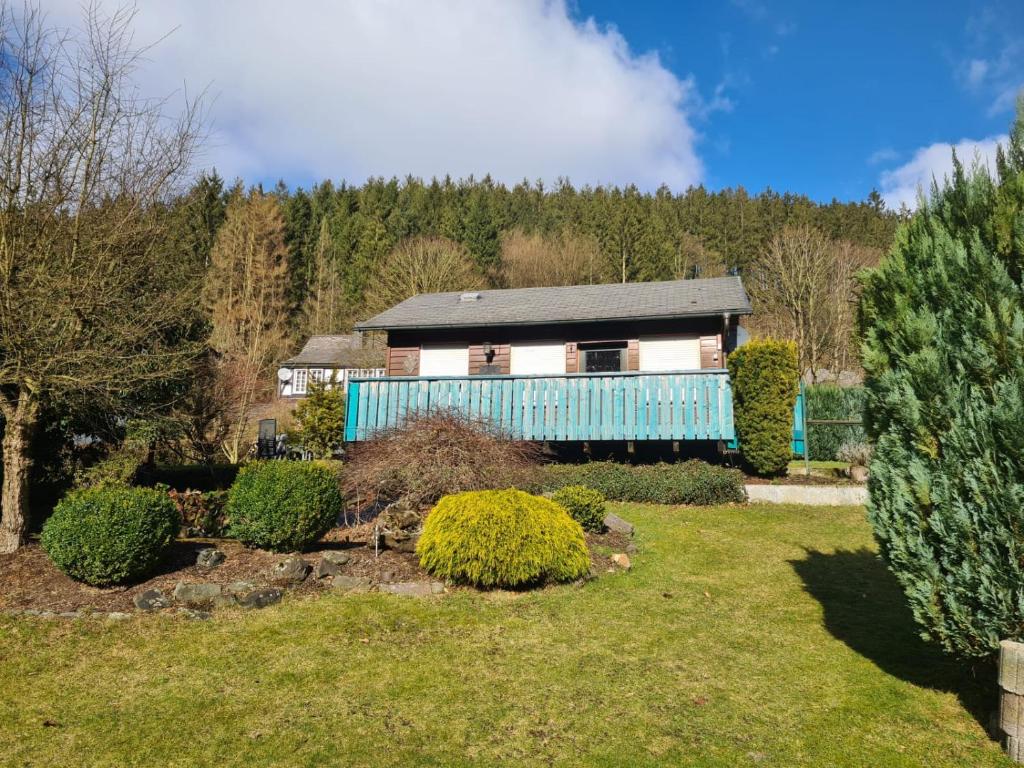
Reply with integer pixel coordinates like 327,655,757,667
293,368,309,395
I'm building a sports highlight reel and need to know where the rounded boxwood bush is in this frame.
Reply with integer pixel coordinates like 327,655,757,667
226,461,342,552
551,485,606,532
417,489,590,588
41,486,180,586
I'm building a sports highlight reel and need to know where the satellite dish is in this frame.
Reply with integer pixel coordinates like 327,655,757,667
277,367,293,382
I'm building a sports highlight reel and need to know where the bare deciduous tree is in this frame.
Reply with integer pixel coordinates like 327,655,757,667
0,3,203,552
748,226,879,382
204,190,291,463
362,236,483,316
498,229,605,288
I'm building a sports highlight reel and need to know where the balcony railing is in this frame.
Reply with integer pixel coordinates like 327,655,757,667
344,370,734,443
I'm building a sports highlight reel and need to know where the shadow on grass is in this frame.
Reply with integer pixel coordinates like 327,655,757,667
791,548,996,734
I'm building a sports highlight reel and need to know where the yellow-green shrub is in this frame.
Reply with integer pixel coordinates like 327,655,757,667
416,489,590,588
728,338,799,476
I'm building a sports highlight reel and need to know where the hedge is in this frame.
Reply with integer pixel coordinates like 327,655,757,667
536,460,746,505
804,385,867,461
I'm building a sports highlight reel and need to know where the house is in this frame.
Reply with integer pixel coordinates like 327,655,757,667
344,276,752,443
276,334,384,398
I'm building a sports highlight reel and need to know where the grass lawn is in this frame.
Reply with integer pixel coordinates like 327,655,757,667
0,503,1008,767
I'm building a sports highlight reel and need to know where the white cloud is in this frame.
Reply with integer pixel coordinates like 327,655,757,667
45,0,705,190
867,147,899,166
965,58,989,87
878,135,1006,210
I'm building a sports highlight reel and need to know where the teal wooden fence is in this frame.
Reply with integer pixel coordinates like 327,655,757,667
344,370,735,443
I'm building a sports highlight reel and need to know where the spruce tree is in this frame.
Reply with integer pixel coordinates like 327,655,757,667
859,103,1024,659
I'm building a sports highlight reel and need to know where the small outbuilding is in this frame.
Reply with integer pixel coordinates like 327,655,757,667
276,334,384,398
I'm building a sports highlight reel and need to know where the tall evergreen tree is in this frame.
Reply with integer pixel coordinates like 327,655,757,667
859,104,1024,659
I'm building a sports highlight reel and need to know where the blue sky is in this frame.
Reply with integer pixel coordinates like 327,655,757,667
47,1,1024,207
577,0,1023,202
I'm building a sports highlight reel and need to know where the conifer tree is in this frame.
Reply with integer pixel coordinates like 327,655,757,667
205,190,291,463
859,103,1024,659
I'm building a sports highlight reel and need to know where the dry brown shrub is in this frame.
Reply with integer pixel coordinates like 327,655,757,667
343,413,542,509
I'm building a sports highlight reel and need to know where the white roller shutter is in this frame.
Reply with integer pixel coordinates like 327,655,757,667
510,341,565,375
638,336,701,372
419,344,469,376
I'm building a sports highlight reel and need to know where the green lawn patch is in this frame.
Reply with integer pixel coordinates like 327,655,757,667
0,504,1008,767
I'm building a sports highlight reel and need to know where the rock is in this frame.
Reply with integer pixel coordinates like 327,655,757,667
134,588,171,612
850,465,869,483
237,587,283,609
315,551,351,579
58,611,82,619
269,556,310,585
332,575,373,593
625,542,638,554
379,581,444,597
196,548,226,568
611,553,632,570
603,513,634,536
178,608,212,621
375,503,424,552
173,582,224,607
106,611,132,621
225,580,256,596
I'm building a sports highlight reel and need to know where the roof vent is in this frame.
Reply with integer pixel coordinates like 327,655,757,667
459,292,482,303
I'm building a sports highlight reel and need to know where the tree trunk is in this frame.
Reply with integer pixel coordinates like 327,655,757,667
0,396,37,554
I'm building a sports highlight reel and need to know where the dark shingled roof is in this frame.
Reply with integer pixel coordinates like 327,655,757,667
355,277,751,331
282,335,362,367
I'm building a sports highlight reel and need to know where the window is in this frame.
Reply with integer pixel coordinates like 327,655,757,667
310,369,324,386
638,336,701,372
510,341,565,375
580,342,626,373
419,344,470,376
293,368,308,395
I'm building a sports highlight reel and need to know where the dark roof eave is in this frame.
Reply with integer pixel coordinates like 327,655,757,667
354,307,752,332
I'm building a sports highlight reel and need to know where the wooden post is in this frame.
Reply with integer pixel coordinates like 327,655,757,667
1000,640,1024,762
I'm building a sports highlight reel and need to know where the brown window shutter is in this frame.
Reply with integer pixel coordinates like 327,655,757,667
699,335,722,369
386,346,419,376
626,340,640,371
565,342,579,373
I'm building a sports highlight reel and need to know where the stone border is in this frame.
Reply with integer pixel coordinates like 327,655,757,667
745,484,868,506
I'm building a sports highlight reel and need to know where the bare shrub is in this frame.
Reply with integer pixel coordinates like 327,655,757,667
343,413,541,509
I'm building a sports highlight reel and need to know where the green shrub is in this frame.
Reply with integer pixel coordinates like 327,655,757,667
859,110,1024,658
417,489,590,588
728,339,800,476
41,486,179,586
551,485,606,532
226,461,342,552
805,385,867,461
537,460,746,505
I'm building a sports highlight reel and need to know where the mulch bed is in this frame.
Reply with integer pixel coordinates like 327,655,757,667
0,522,633,615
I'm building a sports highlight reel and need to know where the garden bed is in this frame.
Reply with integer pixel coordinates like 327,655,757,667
0,523,632,615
